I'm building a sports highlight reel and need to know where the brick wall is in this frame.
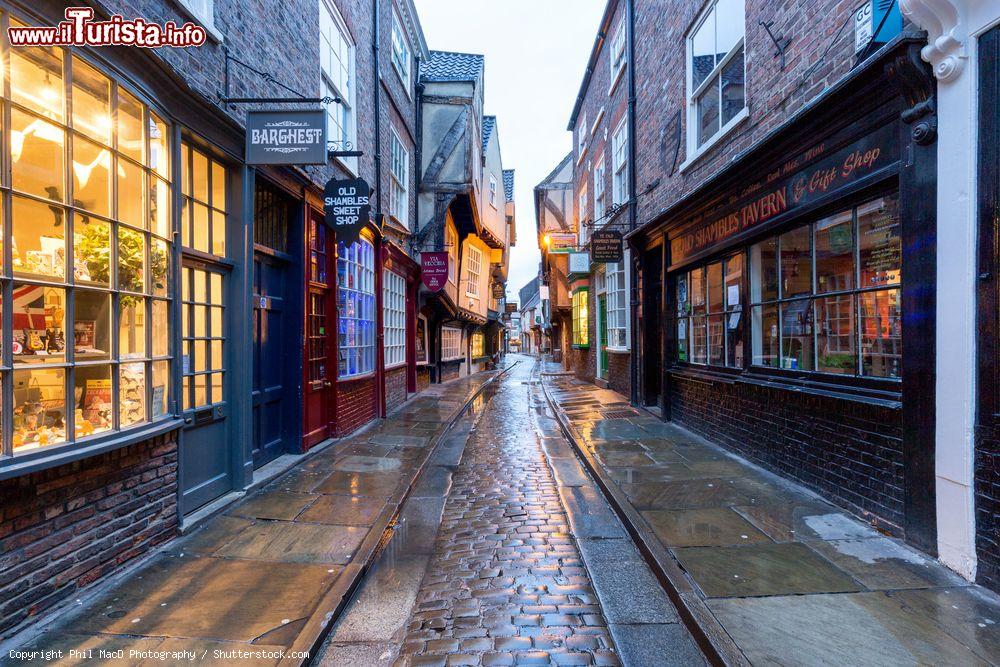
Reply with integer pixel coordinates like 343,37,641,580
385,366,408,413
976,424,1000,593
633,0,869,229
440,360,462,383
337,376,377,437
670,375,904,535
0,433,178,638
416,367,431,393
606,352,630,397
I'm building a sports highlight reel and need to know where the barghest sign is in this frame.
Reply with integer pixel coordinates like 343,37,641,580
324,177,372,246
669,120,899,268
246,110,327,165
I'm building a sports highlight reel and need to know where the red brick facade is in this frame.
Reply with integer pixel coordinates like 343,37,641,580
337,376,379,438
0,433,178,637
385,366,409,413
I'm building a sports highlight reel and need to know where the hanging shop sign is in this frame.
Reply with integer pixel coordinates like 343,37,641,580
491,283,506,299
246,110,327,165
670,120,899,268
590,229,624,263
324,177,372,245
505,302,519,313
420,252,450,292
568,252,591,276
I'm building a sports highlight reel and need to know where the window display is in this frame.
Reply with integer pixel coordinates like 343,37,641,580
677,255,742,368
572,289,589,348
1,44,174,458
338,239,376,378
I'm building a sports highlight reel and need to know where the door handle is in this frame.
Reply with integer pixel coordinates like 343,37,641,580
323,380,332,388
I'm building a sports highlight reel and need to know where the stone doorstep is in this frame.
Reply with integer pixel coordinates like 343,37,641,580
538,378,750,667
1,362,518,665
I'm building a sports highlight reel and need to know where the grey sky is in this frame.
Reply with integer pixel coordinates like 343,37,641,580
412,0,604,302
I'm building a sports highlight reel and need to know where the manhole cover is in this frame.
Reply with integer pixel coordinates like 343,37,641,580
601,410,634,420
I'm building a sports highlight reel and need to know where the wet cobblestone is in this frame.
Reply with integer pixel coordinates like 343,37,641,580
394,365,620,667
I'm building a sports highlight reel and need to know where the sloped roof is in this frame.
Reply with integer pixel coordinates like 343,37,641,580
420,50,484,83
519,276,539,306
536,153,574,189
482,115,496,153
503,169,515,201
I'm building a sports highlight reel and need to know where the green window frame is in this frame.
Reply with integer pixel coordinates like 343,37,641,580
572,288,589,348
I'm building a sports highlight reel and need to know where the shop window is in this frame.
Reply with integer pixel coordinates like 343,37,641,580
389,128,409,225
606,258,629,349
677,255,742,368
471,331,485,359
2,45,174,456
181,144,227,257
441,327,462,361
383,270,406,368
687,0,746,152
320,0,356,170
749,194,901,378
181,266,224,409
612,118,629,206
464,245,482,297
338,239,376,378
572,289,589,348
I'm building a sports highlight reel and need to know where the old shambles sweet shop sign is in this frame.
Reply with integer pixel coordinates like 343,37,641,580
670,121,899,266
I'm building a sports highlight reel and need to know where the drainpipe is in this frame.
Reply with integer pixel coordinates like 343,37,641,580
626,0,640,406
413,60,424,253
372,0,382,218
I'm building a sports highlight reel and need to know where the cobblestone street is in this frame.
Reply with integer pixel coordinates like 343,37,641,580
320,358,703,666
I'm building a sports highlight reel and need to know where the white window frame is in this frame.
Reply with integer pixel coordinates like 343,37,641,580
320,0,357,173
383,269,407,368
389,127,409,225
489,175,498,208
606,251,630,351
445,223,458,285
337,239,376,378
578,184,589,245
609,19,627,92
175,0,223,41
464,244,483,298
684,0,747,162
390,8,411,91
593,154,606,225
441,327,463,361
612,117,629,206
577,111,588,163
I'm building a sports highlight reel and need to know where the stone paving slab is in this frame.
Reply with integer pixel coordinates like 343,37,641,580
542,371,1000,666
13,366,512,666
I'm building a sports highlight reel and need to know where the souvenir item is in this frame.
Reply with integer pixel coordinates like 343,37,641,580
26,329,45,352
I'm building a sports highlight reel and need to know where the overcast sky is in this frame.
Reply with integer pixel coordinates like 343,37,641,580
412,0,605,303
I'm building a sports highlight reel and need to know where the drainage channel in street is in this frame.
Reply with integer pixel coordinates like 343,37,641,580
315,357,704,666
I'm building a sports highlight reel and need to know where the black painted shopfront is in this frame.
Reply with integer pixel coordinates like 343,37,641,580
634,38,939,553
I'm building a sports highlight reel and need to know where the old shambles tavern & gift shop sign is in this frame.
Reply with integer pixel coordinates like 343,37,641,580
324,178,372,245
670,120,899,267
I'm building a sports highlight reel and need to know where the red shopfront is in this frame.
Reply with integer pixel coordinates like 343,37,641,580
381,241,420,413
302,201,383,449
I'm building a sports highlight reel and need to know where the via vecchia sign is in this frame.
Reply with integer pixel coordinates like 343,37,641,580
324,178,372,246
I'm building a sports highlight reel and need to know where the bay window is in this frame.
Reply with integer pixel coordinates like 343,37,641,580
383,269,406,368
572,289,589,348
749,194,901,378
338,239,376,378
2,42,174,456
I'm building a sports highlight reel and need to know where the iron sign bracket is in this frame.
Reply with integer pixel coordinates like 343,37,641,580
219,49,342,107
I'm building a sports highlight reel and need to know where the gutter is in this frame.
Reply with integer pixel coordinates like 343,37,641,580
373,0,383,219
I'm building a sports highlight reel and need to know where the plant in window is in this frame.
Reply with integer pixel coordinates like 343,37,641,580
75,222,112,284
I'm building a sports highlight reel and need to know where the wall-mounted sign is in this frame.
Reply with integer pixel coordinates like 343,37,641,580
491,283,506,299
568,252,590,275
415,316,428,365
420,252,450,292
590,229,623,263
854,0,902,53
246,110,327,165
324,177,371,245
670,120,899,268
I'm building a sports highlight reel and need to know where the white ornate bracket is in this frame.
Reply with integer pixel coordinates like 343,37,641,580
900,0,968,81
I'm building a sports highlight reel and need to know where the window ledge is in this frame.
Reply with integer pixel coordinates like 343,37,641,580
385,361,407,371
172,1,225,43
0,418,184,482
679,107,750,174
441,357,464,364
606,346,630,354
668,365,902,409
572,344,590,350
339,372,375,383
